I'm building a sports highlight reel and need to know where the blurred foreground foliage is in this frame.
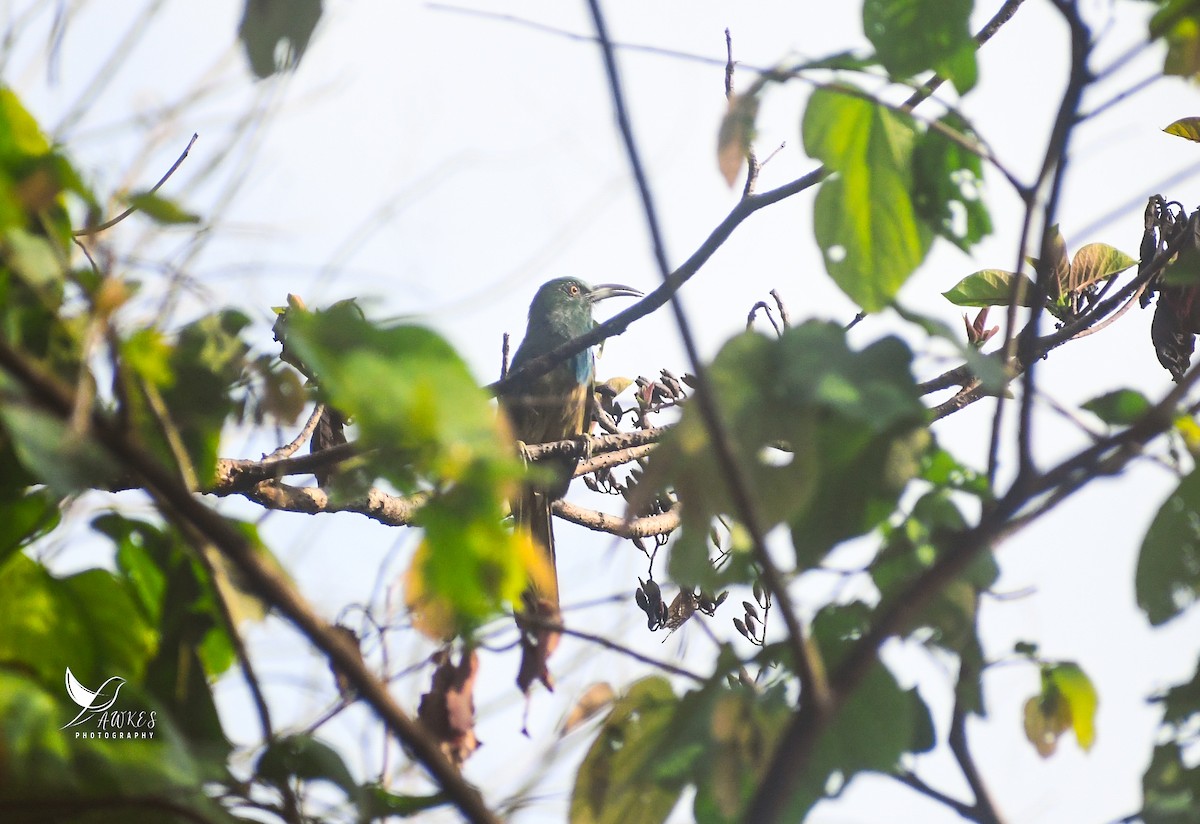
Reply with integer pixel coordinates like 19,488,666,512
5,1,1200,822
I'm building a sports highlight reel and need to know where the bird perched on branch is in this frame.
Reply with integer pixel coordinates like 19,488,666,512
498,277,642,693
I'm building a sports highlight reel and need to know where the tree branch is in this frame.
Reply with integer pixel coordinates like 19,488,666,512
553,499,679,537
0,340,502,824
949,682,1004,824
584,0,831,716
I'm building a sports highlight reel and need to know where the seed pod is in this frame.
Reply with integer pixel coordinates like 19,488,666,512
733,617,749,639
636,588,649,611
745,614,758,638
743,601,760,621
715,591,729,607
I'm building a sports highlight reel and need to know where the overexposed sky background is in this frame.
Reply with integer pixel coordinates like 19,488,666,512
10,0,1200,821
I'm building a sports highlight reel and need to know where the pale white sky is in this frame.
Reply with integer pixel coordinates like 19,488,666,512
11,1,1200,821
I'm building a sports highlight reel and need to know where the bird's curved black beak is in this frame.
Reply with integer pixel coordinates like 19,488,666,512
587,283,643,303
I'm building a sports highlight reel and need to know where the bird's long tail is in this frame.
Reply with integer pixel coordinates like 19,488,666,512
515,488,561,694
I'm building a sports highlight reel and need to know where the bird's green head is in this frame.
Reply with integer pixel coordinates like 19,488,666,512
525,277,642,337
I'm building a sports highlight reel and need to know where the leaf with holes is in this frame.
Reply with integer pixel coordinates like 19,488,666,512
802,84,932,311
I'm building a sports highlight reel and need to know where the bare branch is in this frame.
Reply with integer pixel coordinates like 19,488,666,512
553,500,679,538
75,133,199,236
264,403,327,460
518,612,704,683
949,669,1005,824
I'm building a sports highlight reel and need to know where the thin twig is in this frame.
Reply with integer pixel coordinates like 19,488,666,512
75,133,199,236
1012,1,1092,491
893,772,977,820
263,403,327,460
584,0,830,715
520,613,705,683
949,661,1004,824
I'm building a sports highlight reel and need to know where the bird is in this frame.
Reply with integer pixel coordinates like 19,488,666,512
498,277,642,692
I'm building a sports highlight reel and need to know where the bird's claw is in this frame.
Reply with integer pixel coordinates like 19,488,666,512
515,439,532,467
575,433,595,463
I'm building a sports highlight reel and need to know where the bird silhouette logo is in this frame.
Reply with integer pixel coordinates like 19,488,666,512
61,667,126,729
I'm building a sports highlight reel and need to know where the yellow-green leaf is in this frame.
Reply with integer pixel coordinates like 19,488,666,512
1049,662,1098,751
1165,117,1200,142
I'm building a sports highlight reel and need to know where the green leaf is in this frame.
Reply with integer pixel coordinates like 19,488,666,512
0,87,52,160
691,682,792,822
0,487,60,567
124,310,250,485
820,665,933,770
643,323,926,587
287,302,515,487
258,734,361,801
1154,655,1200,730
1082,388,1152,426
0,552,157,691
911,114,991,251
571,677,684,824
0,403,115,494
873,492,995,625
1162,238,1200,287
795,618,936,787
802,84,932,311
942,269,1037,308
863,0,977,93
361,785,447,818
2,227,64,288
288,302,539,630
124,190,199,225
95,514,234,762
1137,467,1200,625
1068,243,1136,292
919,444,991,498
238,0,323,79
0,670,228,816
1152,1,1200,80
1142,742,1200,823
